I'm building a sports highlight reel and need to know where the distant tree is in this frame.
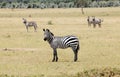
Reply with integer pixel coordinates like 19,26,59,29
76,0,87,14
1,2,7,8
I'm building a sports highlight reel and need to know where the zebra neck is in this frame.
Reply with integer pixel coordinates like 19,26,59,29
48,36,53,43
25,22,28,25
24,22,28,26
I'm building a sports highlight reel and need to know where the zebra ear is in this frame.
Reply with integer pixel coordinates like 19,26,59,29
46,29,50,32
22,18,26,21
43,29,45,31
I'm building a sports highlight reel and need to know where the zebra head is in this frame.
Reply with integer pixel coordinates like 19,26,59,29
22,18,27,24
43,29,54,42
92,16,95,21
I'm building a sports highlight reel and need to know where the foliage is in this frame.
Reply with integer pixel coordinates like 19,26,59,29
47,20,53,25
0,0,120,8
75,68,120,77
0,68,120,77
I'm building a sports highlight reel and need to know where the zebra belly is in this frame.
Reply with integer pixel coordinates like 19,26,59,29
51,36,79,49
27,25,34,27
57,44,68,49
51,38,69,49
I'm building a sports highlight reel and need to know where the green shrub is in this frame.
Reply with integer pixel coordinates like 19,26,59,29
48,20,53,25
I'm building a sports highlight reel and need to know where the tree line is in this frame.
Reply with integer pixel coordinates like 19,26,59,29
0,0,120,8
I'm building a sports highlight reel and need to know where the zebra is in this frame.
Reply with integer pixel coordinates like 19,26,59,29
87,16,103,28
87,16,94,27
43,29,80,62
92,17,103,28
22,18,38,32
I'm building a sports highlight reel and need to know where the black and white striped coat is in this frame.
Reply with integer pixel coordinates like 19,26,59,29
43,29,80,62
22,18,37,32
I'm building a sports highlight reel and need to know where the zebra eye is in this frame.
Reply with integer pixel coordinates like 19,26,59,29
43,29,45,31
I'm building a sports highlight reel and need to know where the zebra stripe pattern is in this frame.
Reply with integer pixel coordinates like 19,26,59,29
63,36,79,49
43,29,80,62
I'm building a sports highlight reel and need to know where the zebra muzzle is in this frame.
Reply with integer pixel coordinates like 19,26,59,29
44,38,47,41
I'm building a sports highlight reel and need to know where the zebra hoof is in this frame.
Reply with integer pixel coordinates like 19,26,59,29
74,59,77,62
56,57,58,62
74,60,77,62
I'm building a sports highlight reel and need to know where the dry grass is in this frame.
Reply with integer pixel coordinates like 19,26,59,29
0,7,120,77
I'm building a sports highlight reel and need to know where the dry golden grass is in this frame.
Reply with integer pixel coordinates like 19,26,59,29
0,7,120,77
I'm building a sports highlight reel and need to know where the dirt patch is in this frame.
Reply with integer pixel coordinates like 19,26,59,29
1,48,39,52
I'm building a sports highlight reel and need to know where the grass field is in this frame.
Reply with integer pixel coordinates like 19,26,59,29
0,7,120,77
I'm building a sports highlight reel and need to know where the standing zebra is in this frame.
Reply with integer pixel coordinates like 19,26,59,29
87,16,103,28
92,17,103,28
22,18,38,32
43,29,80,62
87,16,94,27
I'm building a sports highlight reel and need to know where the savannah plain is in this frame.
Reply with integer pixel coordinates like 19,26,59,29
0,7,120,77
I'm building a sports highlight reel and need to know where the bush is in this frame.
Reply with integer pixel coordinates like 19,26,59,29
113,1,120,7
90,1,99,7
99,1,107,7
107,1,114,7
0,0,120,8
27,3,33,8
40,3,47,9
58,2,66,8
75,68,120,77
1,2,7,8
47,20,53,25
49,3,56,8
68,2,74,8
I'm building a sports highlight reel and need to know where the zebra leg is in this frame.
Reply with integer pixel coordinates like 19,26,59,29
52,49,58,62
89,23,91,27
34,26,37,32
52,50,55,62
88,22,90,27
88,22,92,27
73,49,78,62
55,50,58,62
72,48,78,62
26,26,28,32
93,23,96,28
74,52,78,62
99,23,101,28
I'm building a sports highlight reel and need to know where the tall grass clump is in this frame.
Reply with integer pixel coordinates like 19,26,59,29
75,68,120,77
47,20,53,25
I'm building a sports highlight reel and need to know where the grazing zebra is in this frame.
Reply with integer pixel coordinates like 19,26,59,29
22,18,37,32
43,29,80,62
87,16,103,28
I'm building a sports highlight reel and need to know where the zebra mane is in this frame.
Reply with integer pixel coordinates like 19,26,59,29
50,32,54,36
